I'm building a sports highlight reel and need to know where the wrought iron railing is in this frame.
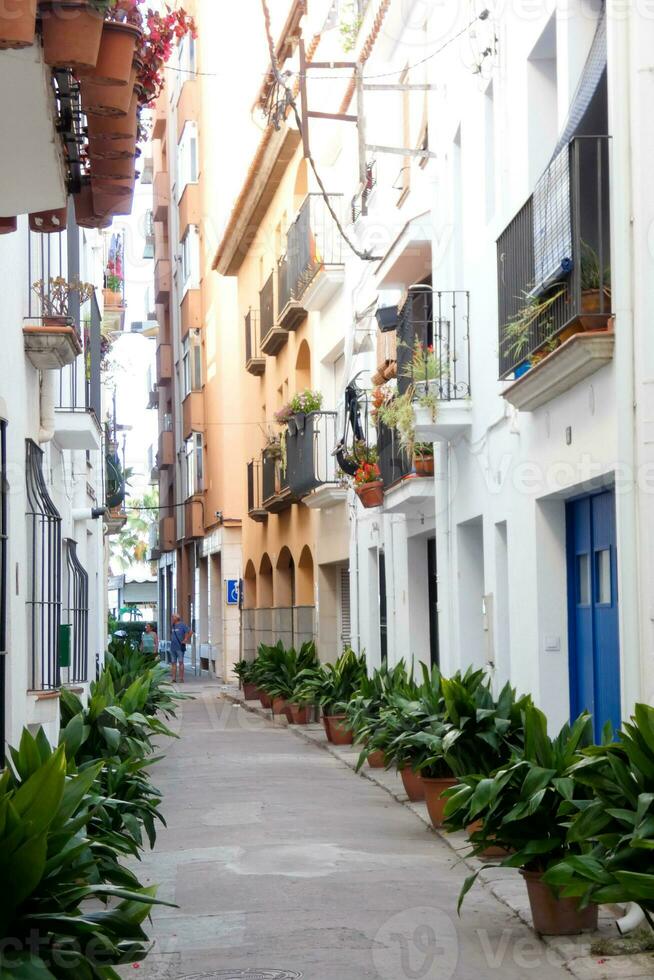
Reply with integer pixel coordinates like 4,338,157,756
65,539,89,683
497,135,611,378
26,440,61,691
284,193,344,301
286,411,340,497
397,287,471,400
260,271,275,341
377,420,412,487
245,308,262,363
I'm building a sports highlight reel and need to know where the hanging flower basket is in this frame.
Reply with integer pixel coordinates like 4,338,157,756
29,207,67,233
86,21,140,86
0,217,18,235
0,0,36,48
39,1,104,70
355,481,384,508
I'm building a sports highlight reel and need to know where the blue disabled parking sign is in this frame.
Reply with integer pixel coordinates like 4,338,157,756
226,579,240,605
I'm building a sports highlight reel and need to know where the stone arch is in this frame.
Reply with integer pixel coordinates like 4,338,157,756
275,545,295,607
258,552,273,607
243,559,257,609
296,545,315,605
295,339,311,393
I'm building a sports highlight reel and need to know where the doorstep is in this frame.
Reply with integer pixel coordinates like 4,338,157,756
220,686,648,980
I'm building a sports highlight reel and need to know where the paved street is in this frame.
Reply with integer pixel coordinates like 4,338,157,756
122,680,575,980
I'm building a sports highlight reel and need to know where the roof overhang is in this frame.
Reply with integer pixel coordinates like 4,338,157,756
375,211,432,289
212,126,301,277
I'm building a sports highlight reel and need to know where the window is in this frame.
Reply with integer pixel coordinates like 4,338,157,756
177,122,199,201
64,539,89,683
179,33,196,78
182,331,203,396
181,226,200,291
25,440,62,691
185,432,204,497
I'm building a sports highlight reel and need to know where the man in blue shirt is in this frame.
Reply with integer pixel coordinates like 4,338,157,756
170,613,192,684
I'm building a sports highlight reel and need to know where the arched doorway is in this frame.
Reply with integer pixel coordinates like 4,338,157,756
258,553,273,607
275,546,295,607
296,545,316,648
243,559,257,609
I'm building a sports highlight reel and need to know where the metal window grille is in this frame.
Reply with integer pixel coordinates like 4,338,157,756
26,440,62,691
64,539,89,683
397,287,471,400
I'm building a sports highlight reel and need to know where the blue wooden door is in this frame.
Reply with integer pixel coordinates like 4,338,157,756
566,490,621,741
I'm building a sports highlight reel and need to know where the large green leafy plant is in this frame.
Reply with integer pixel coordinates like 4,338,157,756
295,648,368,715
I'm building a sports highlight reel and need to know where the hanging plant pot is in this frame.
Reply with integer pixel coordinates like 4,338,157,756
91,177,134,219
87,88,138,141
73,184,111,229
89,131,136,160
521,870,598,936
0,217,17,234
422,775,458,829
92,155,135,180
414,455,434,478
0,0,36,48
29,207,67,233
81,74,134,117
86,21,140,86
355,481,384,508
401,766,424,802
39,1,104,70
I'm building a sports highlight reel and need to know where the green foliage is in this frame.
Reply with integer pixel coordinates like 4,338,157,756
295,648,368,715
108,490,159,572
342,660,419,768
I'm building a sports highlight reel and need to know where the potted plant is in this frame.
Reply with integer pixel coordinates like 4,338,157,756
0,0,36,49
413,442,434,477
448,707,598,935
578,240,611,327
233,658,259,701
31,276,95,326
104,272,123,306
39,0,106,71
353,444,382,508
503,286,566,377
377,388,415,462
344,660,418,770
296,648,367,745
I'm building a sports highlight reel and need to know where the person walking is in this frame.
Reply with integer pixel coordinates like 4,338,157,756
140,623,159,658
170,613,192,684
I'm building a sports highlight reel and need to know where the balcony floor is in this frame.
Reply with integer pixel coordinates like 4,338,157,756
382,474,435,515
414,401,473,443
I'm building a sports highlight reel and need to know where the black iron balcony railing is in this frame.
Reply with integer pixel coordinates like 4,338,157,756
377,420,412,487
285,411,340,498
261,447,299,513
497,135,611,378
284,193,344,301
259,271,275,342
397,288,471,400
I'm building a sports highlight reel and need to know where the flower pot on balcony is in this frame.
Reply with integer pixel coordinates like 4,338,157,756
0,0,36,48
514,360,531,379
520,870,598,936
92,177,135,218
0,217,17,234
414,456,434,478
103,288,122,307
73,185,111,229
29,207,67,233
422,775,458,829
81,68,136,116
23,319,82,369
382,359,397,380
355,481,383,508
401,766,425,802
323,714,354,745
87,89,138,141
39,1,104,70
578,288,612,331
92,155,136,180
86,21,140,86
289,703,312,725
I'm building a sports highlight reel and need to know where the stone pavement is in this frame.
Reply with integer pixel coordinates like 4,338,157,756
119,679,654,980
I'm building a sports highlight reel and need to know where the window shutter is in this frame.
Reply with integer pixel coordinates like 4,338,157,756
339,566,351,650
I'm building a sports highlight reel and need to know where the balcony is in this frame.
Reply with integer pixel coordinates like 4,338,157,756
247,459,268,523
262,447,300,514
497,135,612,407
245,308,265,376
277,251,306,331
259,270,287,355
156,343,172,385
153,170,170,222
24,320,82,370
158,429,174,468
147,523,161,562
185,498,203,539
180,288,201,340
152,98,167,140
182,391,204,438
154,258,171,303
147,444,158,484
285,412,341,499
178,181,201,240
147,366,159,409
377,421,412,488
290,194,344,311
159,515,176,552
396,287,472,443
102,282,126,334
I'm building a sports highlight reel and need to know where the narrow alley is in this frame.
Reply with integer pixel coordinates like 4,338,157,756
127,681,574,980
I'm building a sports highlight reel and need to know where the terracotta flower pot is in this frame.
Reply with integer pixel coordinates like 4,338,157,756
242,682,259,701
103,288,122,307
0,217,18,234
87,21,140,86
89,132,136,160
521,870,598,936
29,207,67,233
401,766,425,802
0,0,36,48
39,1,104,70
577,288,612,332
289,703,312,725
324,714,354,746
272,696,293,722
355,481,384,508
92,155,135,180
466,820,510,858
81,68,136,116
91,177,134,218
422,776,458,829
322,715,332,741
87,89,138,141
414,456,434,477
259,691,272,709
367,750,386,769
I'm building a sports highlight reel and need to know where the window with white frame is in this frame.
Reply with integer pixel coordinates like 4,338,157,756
185,432,204,497
177,121,199,201
181,225,200,291
179,33,196,78
182,331,202,397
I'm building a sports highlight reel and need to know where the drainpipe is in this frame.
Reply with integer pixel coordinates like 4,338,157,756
616,903,646,935
609,4,641,712
72,507,106,521
38,371,56,445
